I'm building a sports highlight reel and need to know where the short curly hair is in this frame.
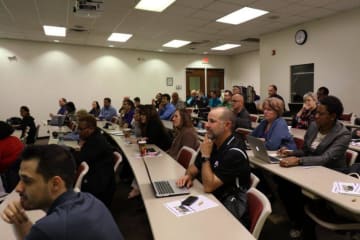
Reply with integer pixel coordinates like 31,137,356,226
319,95,343,119
263,97,284,116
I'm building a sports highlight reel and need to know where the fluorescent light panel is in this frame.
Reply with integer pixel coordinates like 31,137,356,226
43,25,66,37
211,44,241,51
107,33,133,42
163,40,191,48
135,0,176,12
216,7,268,25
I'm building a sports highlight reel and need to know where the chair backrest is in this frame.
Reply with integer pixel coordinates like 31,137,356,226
294,137,304,150
113,151,123,173
249,114,259,123
339,113,352,121
345,149,358,167
249,173,260,189
74,161,89,192
247,187,272,239
176,146,197,169
35,124,40,140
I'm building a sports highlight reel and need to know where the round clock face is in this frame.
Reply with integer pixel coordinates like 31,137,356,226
295,30,307,45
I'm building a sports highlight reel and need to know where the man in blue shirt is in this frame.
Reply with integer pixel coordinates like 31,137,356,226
159,93,176,120
99,97,117,121
1,145,124,240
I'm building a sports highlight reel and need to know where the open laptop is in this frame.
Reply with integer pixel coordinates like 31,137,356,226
288,103,303,115
246,135,282,164
142,158,190,198
49,115,66,126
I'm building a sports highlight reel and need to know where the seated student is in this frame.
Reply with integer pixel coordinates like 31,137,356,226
232,94,251,130
119,99,135,128
167,109,200,159
19,106,37,144
158,93,176,120
99,97,117,121
1,145,124,240
221,90,232,109
278,96,351,239
292,92,317,129
74,115,116,208
89,100,100,117
152,92,162,109
64,101,77,125
0,121,24,192
50,98,67,117
176,107,250,227
207,90,221,108
251,97,296,150
128,105,172,198
186,89,198,107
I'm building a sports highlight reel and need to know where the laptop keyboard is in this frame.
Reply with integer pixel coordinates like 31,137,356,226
154,181,175,194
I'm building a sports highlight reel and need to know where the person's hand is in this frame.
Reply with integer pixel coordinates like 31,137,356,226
277,147,293,157
279,157,299,168
200,134,213,158
176,175,193,188
1,200,29,225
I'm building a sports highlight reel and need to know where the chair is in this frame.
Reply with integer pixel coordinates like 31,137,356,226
340,113,352,121
249,173,260,189
250,114,259,123
113,151,123,173
345,149,358,167
294,137,304,150
235,128,252,137
304,204,360,239
74,161,89,192
247,187,272,239
176,146,197,169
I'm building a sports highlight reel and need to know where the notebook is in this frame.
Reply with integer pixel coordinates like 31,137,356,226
142,158,190,198
246,135,282,164
49,115,66,126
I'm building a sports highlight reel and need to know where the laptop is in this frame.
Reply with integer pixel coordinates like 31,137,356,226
142,158,190,198
246,135,282,164
49,115,66,126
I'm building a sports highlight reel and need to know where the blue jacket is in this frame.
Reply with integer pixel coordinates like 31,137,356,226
159,103,176,120
251,117,296,150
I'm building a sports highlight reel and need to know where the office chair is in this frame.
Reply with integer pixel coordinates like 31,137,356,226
176,146,197,169
345,149,358,167
247,187,272,239
249,173,260,189
113,151,123,173
74,161,89,192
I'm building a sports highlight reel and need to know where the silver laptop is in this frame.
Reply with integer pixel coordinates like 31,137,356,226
49,115,66,126
142,158,190,198
246,135,282,164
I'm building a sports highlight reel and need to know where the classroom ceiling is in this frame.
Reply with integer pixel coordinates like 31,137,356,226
0,0,359,56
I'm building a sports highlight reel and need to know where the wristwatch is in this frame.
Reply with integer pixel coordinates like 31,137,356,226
201,157,210,163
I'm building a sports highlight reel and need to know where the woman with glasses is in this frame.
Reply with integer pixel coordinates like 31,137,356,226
251,97,296,150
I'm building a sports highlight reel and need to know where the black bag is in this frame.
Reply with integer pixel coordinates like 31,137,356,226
222,186,250,229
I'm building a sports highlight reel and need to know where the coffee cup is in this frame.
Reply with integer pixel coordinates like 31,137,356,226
138,140,147,156
123,128,131,138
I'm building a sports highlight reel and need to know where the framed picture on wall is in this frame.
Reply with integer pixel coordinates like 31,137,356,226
166,77,173,86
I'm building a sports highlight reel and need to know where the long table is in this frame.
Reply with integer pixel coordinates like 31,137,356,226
248,152,360,215
103,127,255,240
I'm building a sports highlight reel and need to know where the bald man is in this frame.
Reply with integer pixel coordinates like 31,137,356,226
232,94,251,129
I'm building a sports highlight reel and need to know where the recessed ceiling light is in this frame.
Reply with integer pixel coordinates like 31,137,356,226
43,25,66,37
211,44,241,51
107,33,133,42
216,7,269,25
163,40,191,48
135,0,176,12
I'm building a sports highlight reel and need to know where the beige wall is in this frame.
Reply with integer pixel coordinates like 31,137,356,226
260,7,360,115
0,39,230,135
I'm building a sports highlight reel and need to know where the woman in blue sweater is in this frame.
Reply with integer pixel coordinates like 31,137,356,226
251,97,296,150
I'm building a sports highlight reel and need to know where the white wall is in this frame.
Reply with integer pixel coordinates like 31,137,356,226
228,51,260,93
0,39,231,135
260,7,360,115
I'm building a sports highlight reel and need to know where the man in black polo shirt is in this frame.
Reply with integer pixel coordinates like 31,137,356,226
177,107,250,225
1,145,123,240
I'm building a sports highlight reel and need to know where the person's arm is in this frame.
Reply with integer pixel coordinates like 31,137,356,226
176,164,199,188
1,200,33,239
159,105,175,120
265,119,292,150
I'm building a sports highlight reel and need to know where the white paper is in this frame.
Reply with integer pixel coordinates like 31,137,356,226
332,181,360,196
108,130,124,136
165,195,218,217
